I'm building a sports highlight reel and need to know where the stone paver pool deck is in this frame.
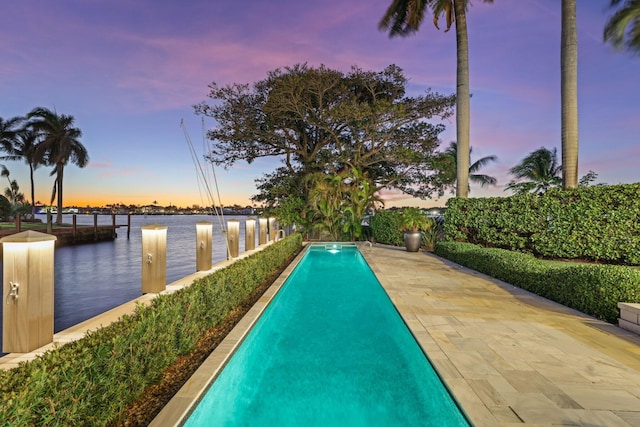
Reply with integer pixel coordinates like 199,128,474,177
362,245,640,426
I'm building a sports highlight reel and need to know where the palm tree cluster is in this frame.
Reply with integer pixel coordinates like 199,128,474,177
379,0,583,195
436,141,498,194
506,146,599,195
380,0,494,199
0,108,89,224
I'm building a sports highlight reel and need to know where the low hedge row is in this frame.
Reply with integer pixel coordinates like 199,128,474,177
434,241,640,324
0,233,303,426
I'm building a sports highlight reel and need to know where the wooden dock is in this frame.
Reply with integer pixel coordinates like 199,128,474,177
0,213,131,247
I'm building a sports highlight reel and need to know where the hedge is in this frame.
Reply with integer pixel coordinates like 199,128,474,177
0,233,303,426
434,241,640,324
444,183,640,265
369,209,403,246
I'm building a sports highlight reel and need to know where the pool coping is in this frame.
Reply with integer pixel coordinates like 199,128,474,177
149,242,311,426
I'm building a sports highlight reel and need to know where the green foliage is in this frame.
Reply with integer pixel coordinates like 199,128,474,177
433,142,498,194
199,64,456,232
400,207,434,232
445,183,640,265
435,241,640,323
0,194,12,220
421,217,444,251
304,169,379,241
0,234,302,426
370,209,403,246
604,0,640,54
506,147,562,195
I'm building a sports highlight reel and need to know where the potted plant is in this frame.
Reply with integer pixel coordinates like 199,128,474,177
400,207,432,252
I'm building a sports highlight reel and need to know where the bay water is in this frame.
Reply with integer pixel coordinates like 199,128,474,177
1,214,257,357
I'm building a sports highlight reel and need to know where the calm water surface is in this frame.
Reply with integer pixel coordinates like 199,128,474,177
1,214,257,356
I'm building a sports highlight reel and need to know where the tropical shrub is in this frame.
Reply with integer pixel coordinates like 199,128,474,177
0,234,303,426
369,209,403,246
400,207,433,232
434,241,640,323
0,195,12,220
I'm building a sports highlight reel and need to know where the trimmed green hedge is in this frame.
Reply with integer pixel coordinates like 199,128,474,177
434,241,640,324
370,209,403,246
0,234,302,426
444,184,640,265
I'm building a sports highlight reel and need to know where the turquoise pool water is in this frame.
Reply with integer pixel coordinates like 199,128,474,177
184,244,470,426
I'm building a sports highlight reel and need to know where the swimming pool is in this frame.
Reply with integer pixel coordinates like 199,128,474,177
184,244,470,426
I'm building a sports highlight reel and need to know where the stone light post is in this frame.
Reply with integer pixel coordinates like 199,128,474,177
141,223,167,294
1,230,57,353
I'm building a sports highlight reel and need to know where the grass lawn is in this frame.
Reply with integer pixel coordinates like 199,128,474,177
0,221,73,231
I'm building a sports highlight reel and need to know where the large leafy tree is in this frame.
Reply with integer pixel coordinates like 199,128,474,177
604,0,640,54
506,147,562,195
379,0,493,199
196,64,455,233
436,141,497,193
561,0,579,189
27,107,89,224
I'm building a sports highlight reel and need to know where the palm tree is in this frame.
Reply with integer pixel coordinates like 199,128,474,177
0,115,24,152
440,141,497,192
604,0,640,54
27,107,89,225
379,0,493,199
506,147,562,195
561,0,579,189
1,166,26,213
0,126,43,219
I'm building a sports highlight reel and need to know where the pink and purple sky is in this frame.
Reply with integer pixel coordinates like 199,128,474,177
1,0,638,209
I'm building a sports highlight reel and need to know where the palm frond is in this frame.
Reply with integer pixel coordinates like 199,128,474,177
604,0,640,53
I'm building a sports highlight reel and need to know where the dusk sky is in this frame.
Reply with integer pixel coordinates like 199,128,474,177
1,0,638,209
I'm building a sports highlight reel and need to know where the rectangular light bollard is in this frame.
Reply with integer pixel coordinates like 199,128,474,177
1,230,57,353
196,221,213,271
245,218,256,251
268,217,276,242
141,223,167,294
259,218,267,245
227,220,240,258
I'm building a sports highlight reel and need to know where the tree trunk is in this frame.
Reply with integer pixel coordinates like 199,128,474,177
29,164,36,219
561,0,578,189
56,164,64,225
454,0,470,198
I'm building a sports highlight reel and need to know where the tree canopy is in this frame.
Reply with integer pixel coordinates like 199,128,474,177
199,65,453,186
196,64,455,237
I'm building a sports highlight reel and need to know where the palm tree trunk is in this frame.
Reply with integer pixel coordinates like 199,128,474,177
29,164,36,219
56,164,64,224
454,0,470,198
561,0,578,189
